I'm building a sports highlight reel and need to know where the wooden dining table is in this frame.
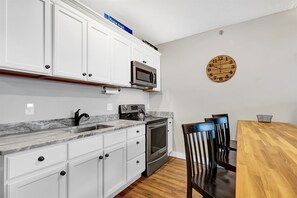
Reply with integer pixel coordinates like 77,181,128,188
236,120,297,198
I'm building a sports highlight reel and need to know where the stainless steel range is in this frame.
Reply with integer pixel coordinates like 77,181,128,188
119,104,168,176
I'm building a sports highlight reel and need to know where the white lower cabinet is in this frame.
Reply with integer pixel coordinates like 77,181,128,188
103,142,126,198
126,127,146,183
127,153,145,182
2,125,147,198
127,136,145,161
167,118,173,155
7,165,67,198
68,151,103,198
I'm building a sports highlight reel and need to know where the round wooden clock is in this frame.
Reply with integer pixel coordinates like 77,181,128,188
206,55,237,82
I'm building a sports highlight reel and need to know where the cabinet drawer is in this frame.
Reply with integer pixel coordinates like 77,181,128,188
7,144,66,179
104,129,126,148
127,153,145,182
68,135,103,159
127,125,145,140
127,136,145,161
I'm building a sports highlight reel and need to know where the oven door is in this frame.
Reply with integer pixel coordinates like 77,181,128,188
131,61,157,88
147,121,168,161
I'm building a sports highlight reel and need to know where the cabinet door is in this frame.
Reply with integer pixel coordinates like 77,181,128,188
143,50,154,67
168,127,173,154
104,143,126,198
110,33,131,87
131,44,144,63
53,5,87,80
7,165,67,198
68,152,103,198
152,54,161,91
87,22,111,83
168,119,173,154
0,0,51,74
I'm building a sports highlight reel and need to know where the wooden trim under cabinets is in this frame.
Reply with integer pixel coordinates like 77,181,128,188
0,69,124,88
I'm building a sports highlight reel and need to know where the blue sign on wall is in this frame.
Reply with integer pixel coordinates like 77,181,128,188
104,13,133,35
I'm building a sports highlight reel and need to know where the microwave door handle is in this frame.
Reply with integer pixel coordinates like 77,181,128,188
153,73,157,84
150,72,154,83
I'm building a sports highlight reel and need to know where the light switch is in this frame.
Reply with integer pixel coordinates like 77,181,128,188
107,103,113,111
25,103,34,115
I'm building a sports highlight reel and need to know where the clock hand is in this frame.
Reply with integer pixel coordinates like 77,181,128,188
212,65,220,69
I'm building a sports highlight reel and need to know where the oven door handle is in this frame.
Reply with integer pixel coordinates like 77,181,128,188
148,122,167,129
147,152,168,165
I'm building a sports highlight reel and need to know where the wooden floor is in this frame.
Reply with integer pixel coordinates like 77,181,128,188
115,157,202,198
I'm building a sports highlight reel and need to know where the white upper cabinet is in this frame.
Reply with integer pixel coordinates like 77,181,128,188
142,50,154,67
131,44,153,67
110,33,131,87
0,0,51,75
87,22,111,83
152,54,161,91
53,4,87,80
131,44,144,63
132,44,161,91
0,0,161,89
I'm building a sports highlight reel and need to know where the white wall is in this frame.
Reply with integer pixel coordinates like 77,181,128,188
0,75,149,124
150,9,297,153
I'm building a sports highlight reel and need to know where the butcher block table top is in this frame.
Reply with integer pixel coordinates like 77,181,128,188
236,120,297,198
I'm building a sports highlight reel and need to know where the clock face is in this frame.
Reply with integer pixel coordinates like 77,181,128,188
206,55,237,83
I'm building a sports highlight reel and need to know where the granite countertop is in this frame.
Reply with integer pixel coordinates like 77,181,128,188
0,120,145,156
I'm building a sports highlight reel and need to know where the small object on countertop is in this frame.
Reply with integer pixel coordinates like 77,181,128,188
257,115,273,123
104,13,133,34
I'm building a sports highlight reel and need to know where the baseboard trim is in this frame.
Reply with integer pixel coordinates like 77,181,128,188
170,151,186,159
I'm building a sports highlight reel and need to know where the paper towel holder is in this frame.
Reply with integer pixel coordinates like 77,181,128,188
102,86,121,95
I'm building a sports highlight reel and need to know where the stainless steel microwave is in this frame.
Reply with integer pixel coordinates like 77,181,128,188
131,61,157,88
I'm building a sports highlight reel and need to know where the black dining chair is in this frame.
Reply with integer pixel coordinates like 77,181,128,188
212,114,237,151
205,117,236,172
182,122,235,198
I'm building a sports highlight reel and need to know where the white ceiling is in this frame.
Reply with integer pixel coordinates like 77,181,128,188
79,0,297,45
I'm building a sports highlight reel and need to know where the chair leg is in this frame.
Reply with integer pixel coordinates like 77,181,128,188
187,182,192,198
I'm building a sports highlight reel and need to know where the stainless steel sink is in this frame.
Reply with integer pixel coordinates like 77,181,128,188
69,124,113,133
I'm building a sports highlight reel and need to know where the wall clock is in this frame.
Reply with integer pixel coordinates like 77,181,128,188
206,55,237,83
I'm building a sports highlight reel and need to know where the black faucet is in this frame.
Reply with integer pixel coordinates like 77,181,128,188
74,109,90,126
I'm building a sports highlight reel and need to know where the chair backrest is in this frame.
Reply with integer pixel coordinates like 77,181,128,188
182,122,218,178
212,113,230,129
206,116,231,151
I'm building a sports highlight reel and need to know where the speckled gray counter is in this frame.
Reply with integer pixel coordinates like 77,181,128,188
0,120,145,155
0,114,119,137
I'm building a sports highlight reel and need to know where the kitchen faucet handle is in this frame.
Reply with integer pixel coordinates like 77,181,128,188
84,114,90,121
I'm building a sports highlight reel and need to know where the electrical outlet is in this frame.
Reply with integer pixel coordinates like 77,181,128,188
146,104,150,110
107,103,113,111
25,103,34,115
